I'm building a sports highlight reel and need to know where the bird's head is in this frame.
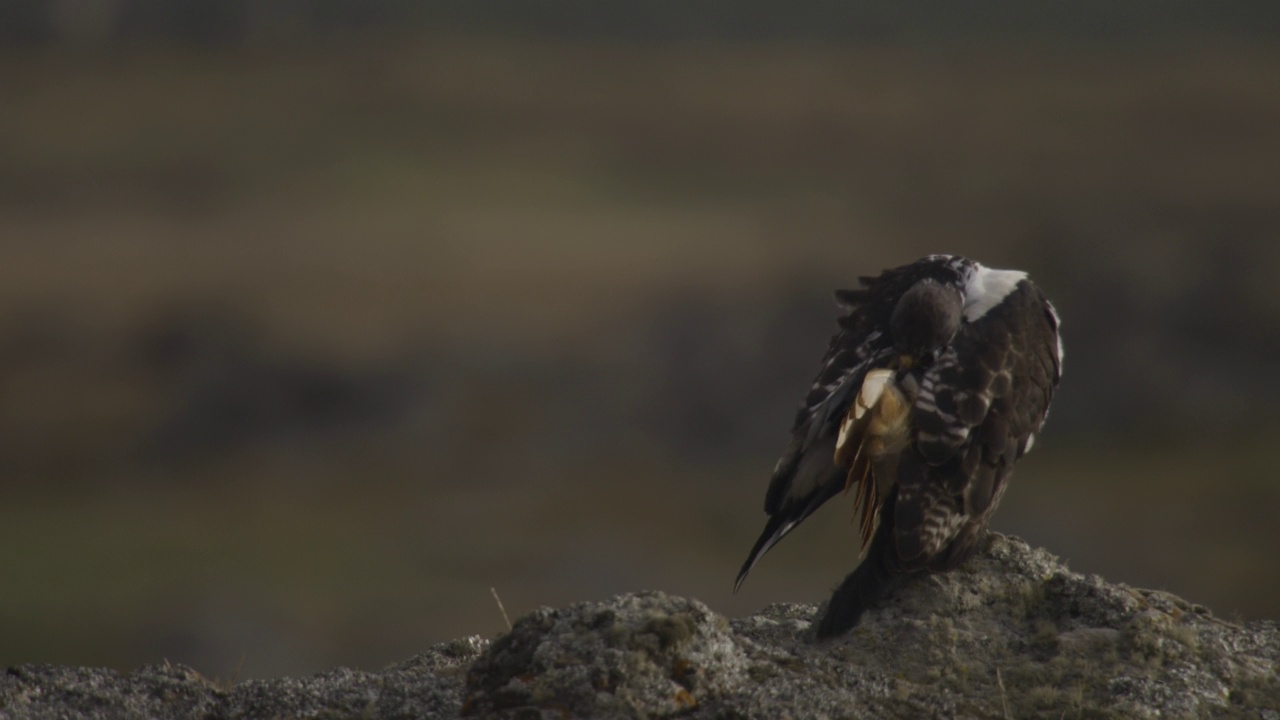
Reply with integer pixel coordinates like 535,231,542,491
889,278,962,368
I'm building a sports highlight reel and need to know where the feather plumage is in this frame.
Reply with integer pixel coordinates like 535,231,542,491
735,255,1062,638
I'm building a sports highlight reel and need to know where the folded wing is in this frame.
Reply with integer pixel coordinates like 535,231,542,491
733,285,898,591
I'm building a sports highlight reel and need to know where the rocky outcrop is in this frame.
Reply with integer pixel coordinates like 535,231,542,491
4,534,1277,719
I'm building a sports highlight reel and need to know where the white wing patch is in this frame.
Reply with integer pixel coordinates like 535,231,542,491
835,368,901,457
963,265,1027,321
854,370,893,420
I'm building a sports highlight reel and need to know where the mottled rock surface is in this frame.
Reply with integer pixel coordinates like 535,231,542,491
4,534,1277,719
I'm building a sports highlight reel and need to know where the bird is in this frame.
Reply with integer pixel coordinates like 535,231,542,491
734,254,1062,638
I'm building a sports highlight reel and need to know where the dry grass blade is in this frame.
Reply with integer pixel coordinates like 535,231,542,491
996,667,1011,719
490,587,513,632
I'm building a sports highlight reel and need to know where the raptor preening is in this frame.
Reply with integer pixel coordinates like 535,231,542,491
735,255,1062,638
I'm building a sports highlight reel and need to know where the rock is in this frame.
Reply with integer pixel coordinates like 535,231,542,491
3,534,1277,719
463,593,747,718
1,636,486,720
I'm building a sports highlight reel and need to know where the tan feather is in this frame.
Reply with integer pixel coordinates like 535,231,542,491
836,369,912,554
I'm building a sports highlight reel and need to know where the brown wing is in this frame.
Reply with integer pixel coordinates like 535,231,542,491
895,280,1061,568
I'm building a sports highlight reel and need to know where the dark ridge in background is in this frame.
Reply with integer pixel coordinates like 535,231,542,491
3,0,1280,47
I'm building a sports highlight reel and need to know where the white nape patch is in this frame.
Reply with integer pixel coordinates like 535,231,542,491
962,264,1028,321
1023,433,1035,454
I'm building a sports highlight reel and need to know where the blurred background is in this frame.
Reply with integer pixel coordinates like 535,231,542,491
2,0,1279,681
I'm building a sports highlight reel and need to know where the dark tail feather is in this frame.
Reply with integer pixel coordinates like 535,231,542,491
737,467,847,592
734,513,793,592
814,496,902,638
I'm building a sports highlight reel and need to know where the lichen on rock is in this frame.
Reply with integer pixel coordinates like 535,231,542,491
462,592,748,718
